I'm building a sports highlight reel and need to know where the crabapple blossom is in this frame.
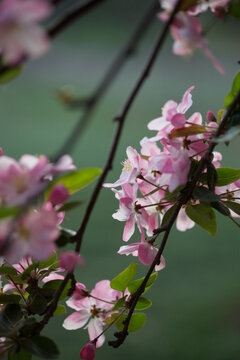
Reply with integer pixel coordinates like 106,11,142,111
0,0,52,64
63,280,121,348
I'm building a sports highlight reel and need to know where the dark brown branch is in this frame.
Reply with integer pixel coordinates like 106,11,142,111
108,88,240,348
53,1,159,160
72,0,181,253
48,0,107,38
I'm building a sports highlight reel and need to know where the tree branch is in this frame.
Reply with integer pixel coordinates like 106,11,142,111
108,88,240,348
73,0,181,253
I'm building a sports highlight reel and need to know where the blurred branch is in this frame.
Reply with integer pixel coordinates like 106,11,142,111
53,1,159,159
48,0,107,37
108,89,240,348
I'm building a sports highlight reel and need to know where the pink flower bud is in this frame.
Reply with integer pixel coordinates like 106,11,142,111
49,184,70,205
206,111,216,122
80,343,95,360
60,251,85,272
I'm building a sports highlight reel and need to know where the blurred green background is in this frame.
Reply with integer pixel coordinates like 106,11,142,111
1,0,240,359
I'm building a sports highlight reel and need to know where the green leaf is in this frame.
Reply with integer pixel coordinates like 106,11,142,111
135,297,152,310
37,253,57,270
46,168,102,197
113,313,146,332
0,294,21,304
21,263,38,280
58,201,83,212
21,336,59,359
0,206,19,219
225,72,240,108
161,204,178,227
110,264,138,293
53,305,66,316
111,297,127,312
224,201,240,216
168,124,207,138
0,65,22,85
42,280,71,301
29,294,48,315
128,272,158,294
0,266,18,276
0,304,22,329
193,186,220,202
215,167,240,186
229,2,240,18
185,203,217,236
8,348,32,360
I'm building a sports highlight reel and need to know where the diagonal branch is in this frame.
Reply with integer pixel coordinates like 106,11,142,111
73,0,181,253
108,88,240,348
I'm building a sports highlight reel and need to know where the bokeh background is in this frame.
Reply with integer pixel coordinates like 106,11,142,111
1,0,240,359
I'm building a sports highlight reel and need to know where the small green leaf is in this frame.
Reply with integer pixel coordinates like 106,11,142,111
21,263,38,280
0,294,21,304
185,203,217,236
21,336,59,359
135,297,152,310
128,272,158,294
215,167,240,186
0,304,22,329
113,313,146,332
224,201,240,216
0,65,22,85
0,266,18,276
0,206,19,219
29,294,48,315
42,280,71,301
225,72,240,108
38,253,57,270
53,305,66,316
110,264,138,293
111,297,126,312
229,2,240,18
46,168,102,198
58,201,82,212
161,204,178,227
168,124,207,138
193,186,220,202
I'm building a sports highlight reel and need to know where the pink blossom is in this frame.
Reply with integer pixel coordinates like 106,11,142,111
49,184,70,205
1,207,60,264
0,0,52,64
176,207,195,231
118,242,166,271
104,146,142,188
149,148,190,192
80,343,95,360
63,280,121,348
60,251,85,272
147,86,194,141
0,154,74,206
112,183,149,242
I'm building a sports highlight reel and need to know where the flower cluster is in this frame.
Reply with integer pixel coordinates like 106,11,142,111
104,86,240,265
158,0,231,73
0,149,75,264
